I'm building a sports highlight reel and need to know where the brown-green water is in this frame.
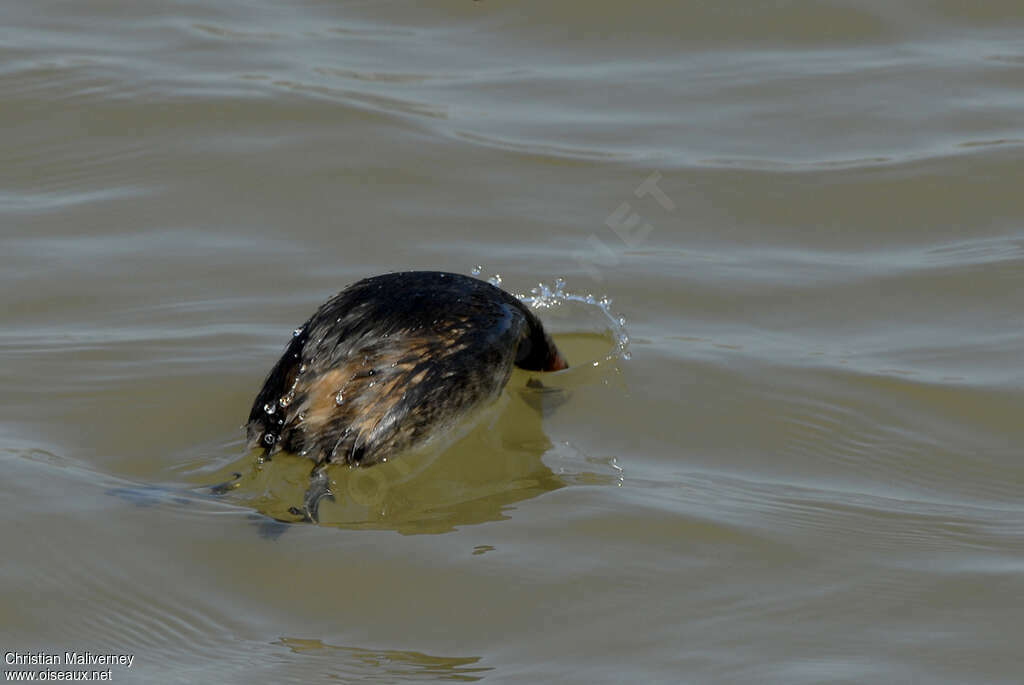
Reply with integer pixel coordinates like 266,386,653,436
2,1,1023,682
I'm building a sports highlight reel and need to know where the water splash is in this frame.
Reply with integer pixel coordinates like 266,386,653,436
519,278,630,361
468,266,631,363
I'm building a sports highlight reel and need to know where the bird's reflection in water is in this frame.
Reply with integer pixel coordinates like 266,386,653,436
212,372,568,535
274,637,492,681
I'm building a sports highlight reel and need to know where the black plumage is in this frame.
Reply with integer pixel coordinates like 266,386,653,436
246,271,567,469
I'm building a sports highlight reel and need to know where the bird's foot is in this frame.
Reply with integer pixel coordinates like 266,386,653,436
288,465,335,523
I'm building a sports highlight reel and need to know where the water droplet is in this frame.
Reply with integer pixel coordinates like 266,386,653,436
471,265,482,276
618,316,626,326
335,391,345,405
263,434,276,445
488,273,502,287
263,403,276,415
293,327,304,337
278,393,293,408
298,363,308,374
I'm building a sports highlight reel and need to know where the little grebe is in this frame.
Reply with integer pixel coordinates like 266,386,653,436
245,271,567,518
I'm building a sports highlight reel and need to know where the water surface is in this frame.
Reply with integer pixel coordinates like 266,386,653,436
2,0,1023,682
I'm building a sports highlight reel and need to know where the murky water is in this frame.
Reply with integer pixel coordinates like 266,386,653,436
2,1,1023,682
